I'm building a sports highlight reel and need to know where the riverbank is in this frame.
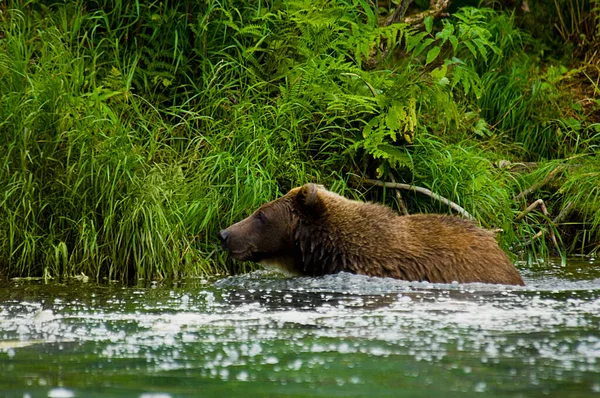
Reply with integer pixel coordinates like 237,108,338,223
1,1,598,281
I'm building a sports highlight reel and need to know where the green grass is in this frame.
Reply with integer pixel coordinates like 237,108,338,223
0,0,599,282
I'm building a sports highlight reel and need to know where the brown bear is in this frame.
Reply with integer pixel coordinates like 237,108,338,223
218,184,524,285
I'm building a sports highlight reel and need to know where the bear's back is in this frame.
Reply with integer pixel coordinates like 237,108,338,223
356,213,523,285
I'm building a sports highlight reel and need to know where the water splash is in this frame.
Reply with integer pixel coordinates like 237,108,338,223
0,259,599,397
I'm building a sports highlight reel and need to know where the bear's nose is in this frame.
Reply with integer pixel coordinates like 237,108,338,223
217,229,229,242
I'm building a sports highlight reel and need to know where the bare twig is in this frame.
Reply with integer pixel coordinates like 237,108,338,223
514,199,560,251
516,199,575,252
383,0,414,27
521,230,545,247
552,201,574,224
401,0,452,29
494,160,539,173
496,161,582,174
389,174,410,215
355,177,474,220
514,198,548,222
515,165,564,201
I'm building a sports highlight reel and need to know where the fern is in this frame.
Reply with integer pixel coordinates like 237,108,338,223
351,96,419,176
402,8,501,100
446,57,483,98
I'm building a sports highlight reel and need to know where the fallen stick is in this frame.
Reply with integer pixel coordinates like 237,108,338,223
401,0,452,29
383,0,414,26
515,198,559,249
521,230,545,247
516,199,574,252
355,177,474,220
514,198,548,222
515,165,563,201
389,174,410,215
552,201,574,225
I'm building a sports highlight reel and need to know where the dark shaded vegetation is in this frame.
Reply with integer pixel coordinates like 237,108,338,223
1,0,599,282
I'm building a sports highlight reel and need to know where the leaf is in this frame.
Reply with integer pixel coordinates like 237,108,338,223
472,118,492,137
376,145,414,171
436,23,455,43
451,63,464,88
472,79,483,99
363,116,379,138
362,123,373,139
355,0,377,27
385,107,401,131
463,74,471,94
361,42,371,60
424,16,433,34
412,38,434,58
431,64,447,80
472,38,489,62
464,41,478,58
377,144,406,159
405,31,428,52
449,35,459,52
425,46,441,65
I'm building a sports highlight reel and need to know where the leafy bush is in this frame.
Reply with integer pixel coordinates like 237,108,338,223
1,0,598,281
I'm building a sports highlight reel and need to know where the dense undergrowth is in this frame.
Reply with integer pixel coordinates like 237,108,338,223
1,0,599,282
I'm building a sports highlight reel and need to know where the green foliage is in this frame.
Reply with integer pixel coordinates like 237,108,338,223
1,0,599,281
559,157,600,254
552,0,600,56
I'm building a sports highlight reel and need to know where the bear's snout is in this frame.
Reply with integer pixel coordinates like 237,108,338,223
217,225,255,261
217,229,229,243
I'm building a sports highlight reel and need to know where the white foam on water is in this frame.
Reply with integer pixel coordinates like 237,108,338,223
1,260,599,392
47,388,75,398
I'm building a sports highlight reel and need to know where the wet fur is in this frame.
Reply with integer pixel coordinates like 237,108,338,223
220,184,524,285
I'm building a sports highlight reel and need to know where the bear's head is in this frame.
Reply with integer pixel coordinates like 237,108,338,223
218,184,326,273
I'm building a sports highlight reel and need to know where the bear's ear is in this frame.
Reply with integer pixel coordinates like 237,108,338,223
297,183,325,216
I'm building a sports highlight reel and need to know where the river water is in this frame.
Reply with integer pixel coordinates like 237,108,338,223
0,258,599,397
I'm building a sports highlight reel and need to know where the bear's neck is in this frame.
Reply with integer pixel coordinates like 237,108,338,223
293,218,367,277
292,209,415,278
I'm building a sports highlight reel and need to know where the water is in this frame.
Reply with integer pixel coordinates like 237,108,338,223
0,258,599,398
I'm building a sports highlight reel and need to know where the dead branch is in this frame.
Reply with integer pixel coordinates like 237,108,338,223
515,199,579,253
383,0,414,27
516,201,574,250
389,174,410,215
514,198,548,222
514,198,560,251
401,0,452,29
495,161,582,174
515,165,564,201
521,230,545,247
494,160,539,173
354,176,474,220
552,201,574,225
